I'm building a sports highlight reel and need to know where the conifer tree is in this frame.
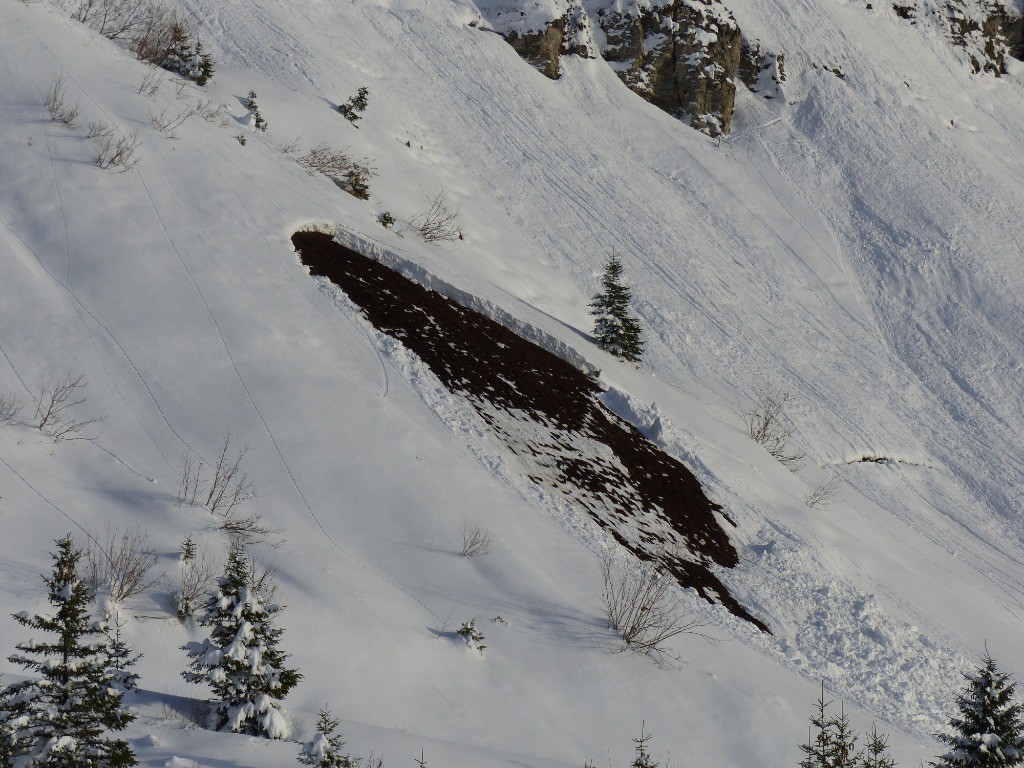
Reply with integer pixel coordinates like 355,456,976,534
590,251,644,363
182,544,301,739
933,651,1024,767
799,684,896,768
631,723,657,768
161,25,214,86
297,708,358,768
243,91,267,132
862,724,896,768
103,618,141,694
0,535,137,768
337,87,369,125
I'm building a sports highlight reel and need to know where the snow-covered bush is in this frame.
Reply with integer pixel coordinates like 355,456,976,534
0,536,137,768
243,91,268,132
298,708,359,768
182,544,301,738
932,651,1024,766
456,619,486,655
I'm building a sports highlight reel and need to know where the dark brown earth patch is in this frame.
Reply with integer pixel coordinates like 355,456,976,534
292,230,767,632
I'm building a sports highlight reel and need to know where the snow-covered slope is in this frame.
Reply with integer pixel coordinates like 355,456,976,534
3,0,1024,764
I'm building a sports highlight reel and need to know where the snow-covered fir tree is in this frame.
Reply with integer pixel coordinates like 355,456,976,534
590,251,644,363
161,25,214,86
337,87,369,125
243,91,267,132
182,544,301,739
297,708,358,768
0,536,137,768
933,651,1024,767
103,618,140,694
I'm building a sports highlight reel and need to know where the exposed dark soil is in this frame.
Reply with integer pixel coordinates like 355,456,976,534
292,231,767,632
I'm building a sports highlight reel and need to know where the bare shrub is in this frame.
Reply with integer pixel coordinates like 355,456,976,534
151,99,213,136
247,555,278,603
137,69,161,97
178,434,257,519
86,120,115,139
743,383,804,469
459,521,492,557
130,6,192,64
412,190,463,243
44,73,80,127
0,391,24,424
94,130,141,172
805,474,840,510
34,372,105,441
178,449,205,505
82,526,161,602
600,554,708,662
295,144,376,183
220,510,276,545
174,543,215,619
204,433,256,516
73,0,149,41
280,136,301,155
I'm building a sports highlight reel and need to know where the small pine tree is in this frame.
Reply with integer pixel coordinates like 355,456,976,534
932,651,1024,767
244,91,268,132
799,684,896,768
343,170,370,200
0,536,137,768
103,617,141,693
799,684,835,768
337,87,369,125
162,25,214,86
590,251,644,363
631,722,657,768
193,42,214,86
455,619,485,655
183,543,301,739
297,708,358,768
861,724,896,768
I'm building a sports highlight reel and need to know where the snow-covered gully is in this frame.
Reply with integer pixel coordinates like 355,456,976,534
292,230,767,631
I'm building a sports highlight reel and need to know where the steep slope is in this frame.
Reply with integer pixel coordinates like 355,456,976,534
3,0,1024,765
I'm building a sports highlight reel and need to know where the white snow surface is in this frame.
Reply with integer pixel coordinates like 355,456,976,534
2,0,1024,765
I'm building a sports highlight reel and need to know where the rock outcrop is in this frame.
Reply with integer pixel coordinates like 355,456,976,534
597,1,743,135
739,38,786,99
476,0,744,136
885,0,1022,75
